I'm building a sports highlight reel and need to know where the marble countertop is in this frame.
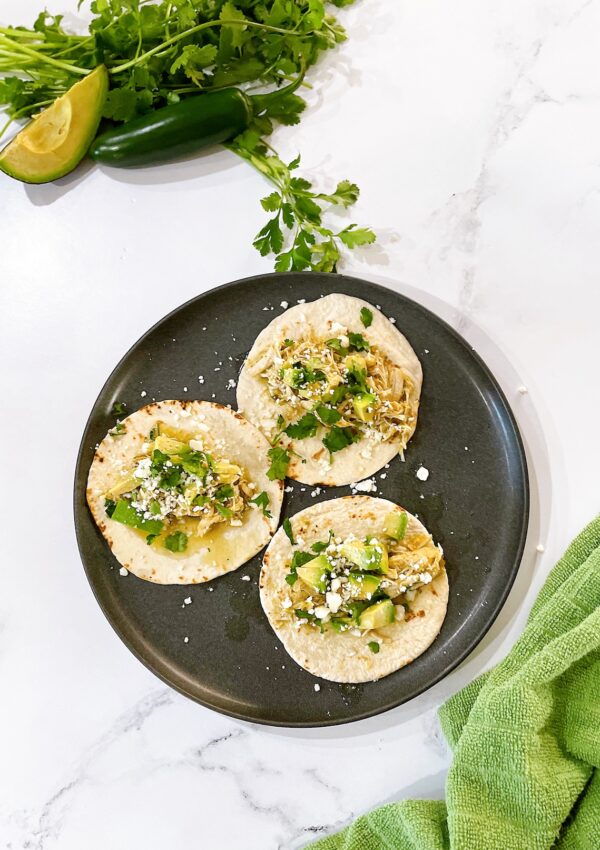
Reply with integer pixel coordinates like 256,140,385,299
2,0,599,847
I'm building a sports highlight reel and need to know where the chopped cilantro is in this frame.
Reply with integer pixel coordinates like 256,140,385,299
360,307,373,328
267,446,290,480
111,402,127,416
149,500,161,516
215,503,234,518
323,426,360,455
326,338,349,357
283,338,294,348
109,421,126,437
291,551,314,570
164,531,188,552
283,518,295,544
286,550,317,585
315,404,341,426
104,498,116,518
311,532,334,553
368,641,380,654
214,484,234,502
285,412,318,440
250,491,272,518
348,332,370,352
160,465,183,489
146,533,159,546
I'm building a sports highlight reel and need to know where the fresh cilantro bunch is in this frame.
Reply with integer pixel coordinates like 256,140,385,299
0,0,375,269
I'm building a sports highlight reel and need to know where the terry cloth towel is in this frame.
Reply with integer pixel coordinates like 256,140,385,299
309,515,600,850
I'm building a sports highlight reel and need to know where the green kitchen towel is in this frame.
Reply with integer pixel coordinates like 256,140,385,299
309,515,600,850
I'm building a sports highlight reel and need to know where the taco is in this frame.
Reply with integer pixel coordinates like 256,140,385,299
237,294,422,486
87,400,283,584
259,496,447,683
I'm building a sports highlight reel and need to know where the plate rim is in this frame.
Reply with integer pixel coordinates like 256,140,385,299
73,271,530,727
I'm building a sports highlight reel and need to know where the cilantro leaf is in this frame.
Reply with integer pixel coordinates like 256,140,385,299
338,226,377,248
253,216,284,256
326,338,349,357
315,404,341,426
215,503,234,518
169,44,218,82
285,412,318,440
267,446,290,480
164,531,188,552
283,518,295,544
323,426,360,454
368,641,380,654
250,491,272,517
111,402,127,416
348,332,370,352
360,307,373,328
318,180,359,207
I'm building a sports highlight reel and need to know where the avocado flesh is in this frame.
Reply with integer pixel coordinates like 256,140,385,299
348,572,381,600
153,434,191,456
339,539,389,574
358,599,395,630
296,554,330,592
352,392,377,422
384,511,408,541
0,65,108,184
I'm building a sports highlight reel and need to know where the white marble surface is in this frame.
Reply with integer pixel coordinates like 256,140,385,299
1,0,599,847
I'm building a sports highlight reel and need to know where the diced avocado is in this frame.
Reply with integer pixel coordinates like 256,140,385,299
0,66,108,184
296,554,330,593
344,354,367,374
110,499,164,535
212,461,242,482
339,539,389,574
282,366,305,388
352,392,377,422
348,572,382,599
384,511,408,541
358,599,395,630
105,473,140,499
154,434,191,456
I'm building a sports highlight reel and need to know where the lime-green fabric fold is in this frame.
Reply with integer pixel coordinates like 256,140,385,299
309,515,600,850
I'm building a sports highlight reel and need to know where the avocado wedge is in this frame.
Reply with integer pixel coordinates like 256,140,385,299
0,66,108,184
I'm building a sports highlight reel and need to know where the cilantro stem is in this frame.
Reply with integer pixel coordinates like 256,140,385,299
0,99,53,139
0,36,90,75
109,19,302,75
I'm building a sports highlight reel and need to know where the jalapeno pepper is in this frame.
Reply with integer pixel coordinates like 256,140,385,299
89,74,303,168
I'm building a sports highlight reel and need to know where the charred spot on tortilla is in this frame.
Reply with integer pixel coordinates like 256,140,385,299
86,400,284,585
259,495,448,683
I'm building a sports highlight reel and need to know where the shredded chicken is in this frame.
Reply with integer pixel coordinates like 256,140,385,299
260,331,419,448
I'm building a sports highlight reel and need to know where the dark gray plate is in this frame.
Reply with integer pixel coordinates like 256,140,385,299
74,272,528,727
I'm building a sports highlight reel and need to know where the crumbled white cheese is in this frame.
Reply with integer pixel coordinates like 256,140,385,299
536,544,545,553
325,591,342,613
184,597,192,605
314,605,330,619
314,683,320,692
184,636,189,643
518,386,528,395
140,390,147,398
119,567,128,577
198,375,205,384
241,575,251,582
389,317,396,324
226,378,236,389
281,598,293,609
416,466,429,481
280,300,288,309
350,477,377,493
